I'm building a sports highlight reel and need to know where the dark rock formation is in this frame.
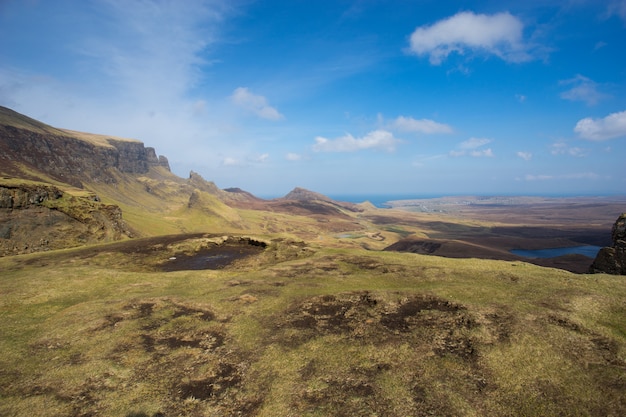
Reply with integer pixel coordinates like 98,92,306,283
0,183,132,256
0,184,63,209
385,239,442,254
589,213,626,275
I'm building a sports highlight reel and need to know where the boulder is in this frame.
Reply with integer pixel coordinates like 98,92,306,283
589,213,626,275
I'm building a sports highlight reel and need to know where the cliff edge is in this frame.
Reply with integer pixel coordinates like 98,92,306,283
589,213,626,275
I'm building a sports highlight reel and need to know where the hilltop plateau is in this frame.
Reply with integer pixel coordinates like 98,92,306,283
1,106,625,416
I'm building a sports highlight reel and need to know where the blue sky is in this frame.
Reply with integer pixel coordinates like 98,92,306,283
1,0,625,197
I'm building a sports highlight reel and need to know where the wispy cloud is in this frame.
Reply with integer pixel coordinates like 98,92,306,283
460,137,491,149
469,148,494,157
231,87,284,120
313,130,401,152
76,0,226,102
221,152,270,167
574,110,626,140
517,151,532,160
390,116,453,134
450,137,494,157
222,157,240,166
606,0,626,23
286,153,302,161
559,75,608,106
0,0,237,170
250,153,269,163
523,172,602,181
550,142,588,157
408,11,532,65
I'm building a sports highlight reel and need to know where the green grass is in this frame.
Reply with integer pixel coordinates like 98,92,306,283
1,241,625,416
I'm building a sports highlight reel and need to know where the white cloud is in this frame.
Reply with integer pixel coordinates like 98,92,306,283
231,87,284,120
559,75,607,106
286,153,302,161
517,151,532,160
523,174,553,181
460,137,491,149
251,153,269,163
313,130,401,152
450,138,494,157
516,94,527,103
470,148,494,157
408,11,531,65
391,116,453,134
551,142,587,157
574,110,626,140
523,172,601,181
222,157,240,166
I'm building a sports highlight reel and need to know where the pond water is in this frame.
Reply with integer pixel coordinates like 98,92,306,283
510,245,602,259
160,244,264,271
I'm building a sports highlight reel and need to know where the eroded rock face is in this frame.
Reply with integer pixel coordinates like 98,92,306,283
589,213,626,275
0,185,63,209
0,184,132,256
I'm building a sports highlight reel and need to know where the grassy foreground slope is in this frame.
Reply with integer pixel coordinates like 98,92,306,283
1,236,625,417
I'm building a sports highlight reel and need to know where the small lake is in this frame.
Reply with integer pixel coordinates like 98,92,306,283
510,245,602,259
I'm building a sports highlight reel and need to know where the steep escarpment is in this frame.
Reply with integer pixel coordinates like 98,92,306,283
589,213,626,275
0,106,169,187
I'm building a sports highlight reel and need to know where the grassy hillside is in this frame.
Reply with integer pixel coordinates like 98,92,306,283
1,236,625,416
2,106,625,416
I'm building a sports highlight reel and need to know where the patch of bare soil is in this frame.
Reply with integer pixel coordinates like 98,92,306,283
26,297,264,416
269,292,494,416
273,292,476,355
268,292,626,416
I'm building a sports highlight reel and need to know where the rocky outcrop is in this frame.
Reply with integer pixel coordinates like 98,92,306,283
589,213,626,275
0,184,63,208
0,183,132,256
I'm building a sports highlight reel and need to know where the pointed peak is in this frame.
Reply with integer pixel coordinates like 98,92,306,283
283,187,332,202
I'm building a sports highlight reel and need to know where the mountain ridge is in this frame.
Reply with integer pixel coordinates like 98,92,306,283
0,106,370,254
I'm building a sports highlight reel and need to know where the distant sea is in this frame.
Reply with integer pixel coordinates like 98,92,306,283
326,193,624,208
327,194,443,208
256,193,624,209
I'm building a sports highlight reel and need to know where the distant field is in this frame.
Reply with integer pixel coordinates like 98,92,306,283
375,195,625,273
385,195,626,226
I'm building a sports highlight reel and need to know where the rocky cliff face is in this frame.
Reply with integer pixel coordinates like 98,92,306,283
0,113,170,187
589,213,626,275
0,184,64,209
